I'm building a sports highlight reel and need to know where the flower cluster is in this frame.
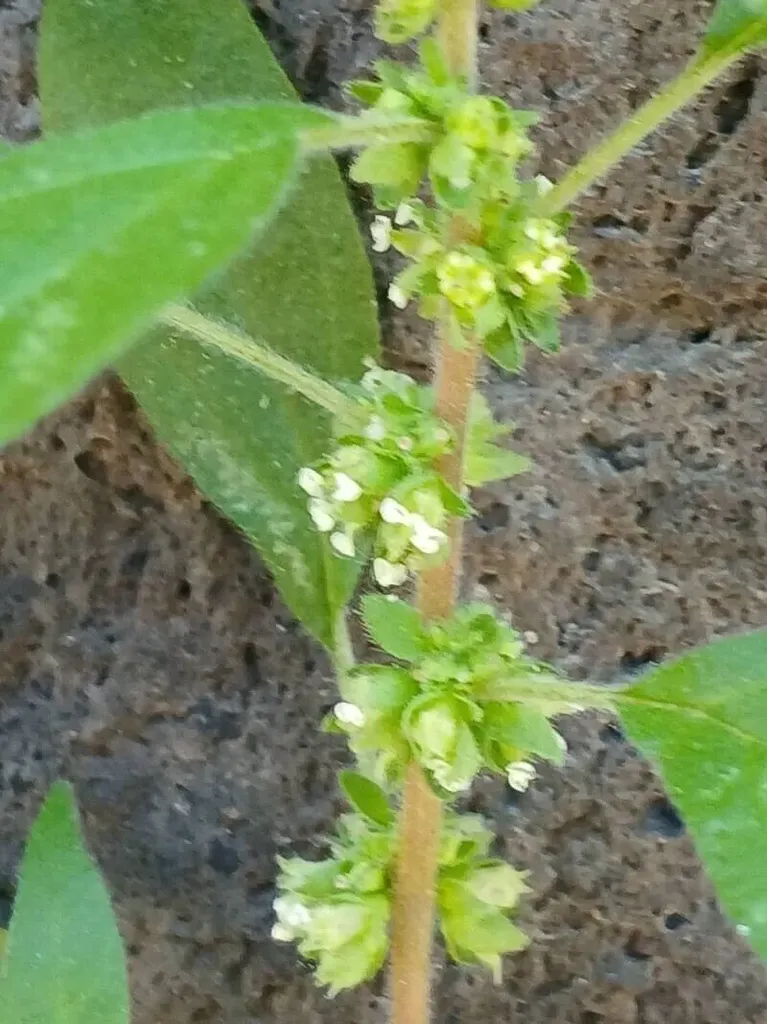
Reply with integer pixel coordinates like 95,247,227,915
349,47,537,212
273,812,393,995
298,363,469,587
439,812,529,979
349,44,592,365
335,598,570,792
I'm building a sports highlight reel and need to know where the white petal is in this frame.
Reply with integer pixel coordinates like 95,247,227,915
297,467,324,497
364,415,386,442
535,174,553,194
506,761,537,792
388,283,408,310
542,254,565,274
373,558,408,588
379,498,411,525
370,215,392,253
394,201,415,226
330,531,355,557
332,472,362,503
396,436,414,452
271,923,293,942
308,499,335,533
334,701,366,727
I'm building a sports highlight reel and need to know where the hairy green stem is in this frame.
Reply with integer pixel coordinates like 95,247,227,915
161,304,353,419
389,3,478,1021
333,610,356,675
302,114,437,153
537,49,742,216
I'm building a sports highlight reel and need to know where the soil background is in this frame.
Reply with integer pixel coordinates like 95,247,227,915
2,0,767,1021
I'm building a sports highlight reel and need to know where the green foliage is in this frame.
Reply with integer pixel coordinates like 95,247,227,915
339,771,395,827
375,0,439,44
465,393,532,487
274,813,394,994
438,812,529,979
616,631,767,960
360,594,426,661
298,365,468,589
0,101,318,448
338,603,573,793
0,783,128,1024
39,0,380,650
702,0,767,57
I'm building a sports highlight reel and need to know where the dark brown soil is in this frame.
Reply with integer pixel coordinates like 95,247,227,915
2,1,767,1022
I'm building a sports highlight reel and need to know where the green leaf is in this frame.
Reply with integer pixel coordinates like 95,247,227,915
0,101,320,448
361,595,425,661
615,630,767,959
484,321,524,373
465,393,531,487
484,703,566,766
702,0,767,57
339,771,395,828
563,260,594,298
0,782,129,1024
528,313,561,353
40,0,380,651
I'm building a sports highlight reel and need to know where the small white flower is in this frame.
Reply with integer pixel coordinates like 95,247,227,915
388,283,409,309
332,472,362,503
274,897,311,928
364,415,386,442
373,558,408,588
409,515,447,555
394,201,415,226
298,467,324,497
396,436,413,452
379,498,411,525
334,701,366,727
506,761,537,792
361,367,384,392
308,498,335,533
535,174,553,194
478,270,496,294
370,215,392,253
330,531,355,557
542,254,566,275
517,259,544,285
431,760,471,793
271,922,294,942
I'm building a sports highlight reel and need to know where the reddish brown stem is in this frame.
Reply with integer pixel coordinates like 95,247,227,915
389,332,482,1024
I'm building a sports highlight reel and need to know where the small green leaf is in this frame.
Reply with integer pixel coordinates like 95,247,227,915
702,0,767,57
361,595,425,661
484,703,566,766
615,630,767,959
1,782,129,1024
339,771,395,828
0,101,319,448
40,0,380,651
529,313,561,353
484,322,524,373
465,393,532,487
563,260,594,298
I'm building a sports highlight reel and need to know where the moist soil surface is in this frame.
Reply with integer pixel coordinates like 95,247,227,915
2,1,767,1022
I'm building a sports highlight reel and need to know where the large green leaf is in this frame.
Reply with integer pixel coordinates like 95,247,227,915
40,0,380,650
702,0,767,56
615,631,767,959
0,101,321,448
0,782,129,1024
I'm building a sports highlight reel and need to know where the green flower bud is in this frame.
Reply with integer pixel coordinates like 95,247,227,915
438,878,528,981
447,96,501,150
437,251,497,310
375,0,438,43
465,862,529,908
405,696,482,794
302,895,390,995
